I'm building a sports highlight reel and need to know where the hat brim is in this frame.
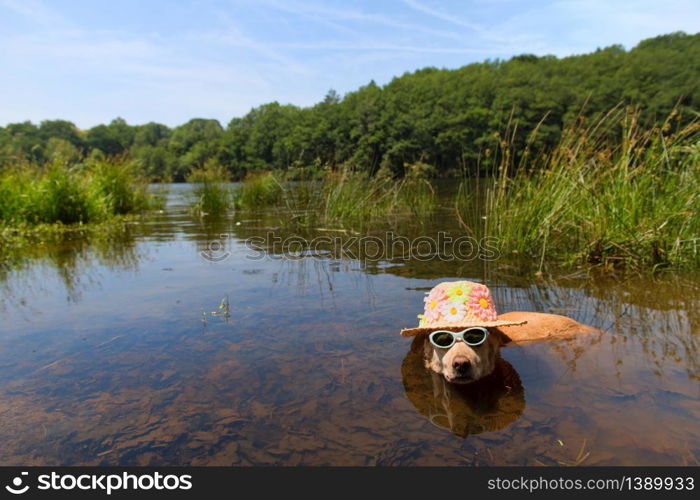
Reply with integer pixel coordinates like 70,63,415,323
400,319,527,337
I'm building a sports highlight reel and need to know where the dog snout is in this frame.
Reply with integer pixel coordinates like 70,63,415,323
452,356,471,375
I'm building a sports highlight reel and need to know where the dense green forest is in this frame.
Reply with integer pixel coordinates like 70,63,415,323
1,31,698,181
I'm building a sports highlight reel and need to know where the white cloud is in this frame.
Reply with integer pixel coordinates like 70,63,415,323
257,0,469,42
402,0,485,32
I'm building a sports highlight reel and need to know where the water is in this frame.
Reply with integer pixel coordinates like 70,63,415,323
0,183,697,465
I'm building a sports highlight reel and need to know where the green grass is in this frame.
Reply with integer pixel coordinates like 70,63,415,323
187,162,233,216
459,107,700,270
0,157,157,270
319,171,436,229
89,158,155,215
234,169,437,231
233,171,282,209
0,158,158,226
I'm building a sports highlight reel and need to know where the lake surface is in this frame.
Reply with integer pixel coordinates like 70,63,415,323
0,183,698,465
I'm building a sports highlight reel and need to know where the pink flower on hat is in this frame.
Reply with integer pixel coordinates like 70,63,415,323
467,285,497,321
440,300,467,322
423,287,447,322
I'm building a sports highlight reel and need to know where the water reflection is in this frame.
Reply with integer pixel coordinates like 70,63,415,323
0,224,143,309
0,183,698,465
402,336,525,438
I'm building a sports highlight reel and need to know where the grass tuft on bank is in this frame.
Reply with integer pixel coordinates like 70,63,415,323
187,162,233,217
459,107,700,270
233,171,282,209
0,158,159,227
234,169,436,231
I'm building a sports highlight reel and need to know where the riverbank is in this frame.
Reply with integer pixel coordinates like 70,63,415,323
0,158,162,226
226,109,700,271
2,111,698,273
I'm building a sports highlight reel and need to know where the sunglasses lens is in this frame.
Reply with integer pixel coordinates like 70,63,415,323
464,329,487,345
430,331,454,347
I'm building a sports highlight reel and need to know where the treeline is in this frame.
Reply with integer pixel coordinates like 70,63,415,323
1,31,699,181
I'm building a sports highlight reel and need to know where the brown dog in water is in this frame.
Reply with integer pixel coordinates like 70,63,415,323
400,281,599,385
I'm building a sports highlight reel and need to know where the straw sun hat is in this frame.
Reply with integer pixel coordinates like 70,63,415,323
400,280,526,337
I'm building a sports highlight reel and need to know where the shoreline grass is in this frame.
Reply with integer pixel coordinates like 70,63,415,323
0,159,163,272
234,169,437,231
318,171,436,229
233,171,282,209
459,107,700,271
186,162,233,217
0,158,160,227
4,106,697,273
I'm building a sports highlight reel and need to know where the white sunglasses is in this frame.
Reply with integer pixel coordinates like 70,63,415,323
428,327,489,349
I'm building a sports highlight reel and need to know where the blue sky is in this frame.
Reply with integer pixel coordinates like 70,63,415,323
1,0,698,129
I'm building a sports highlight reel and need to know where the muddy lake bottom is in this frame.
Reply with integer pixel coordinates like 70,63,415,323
0,184,698,465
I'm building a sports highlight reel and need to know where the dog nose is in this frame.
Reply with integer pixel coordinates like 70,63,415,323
452,357,471,374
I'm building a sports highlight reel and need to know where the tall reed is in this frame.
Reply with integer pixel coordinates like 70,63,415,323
233,171,282,209
459,107,700,270
233,169,436,230
89,158,154,215
320,171,435,229
0,158,157,226
187,162,232,216
251,170,437,230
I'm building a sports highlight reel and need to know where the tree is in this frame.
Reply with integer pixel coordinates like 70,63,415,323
2,31,699,178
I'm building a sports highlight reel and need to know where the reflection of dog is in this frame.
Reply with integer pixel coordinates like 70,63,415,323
402,335,525,438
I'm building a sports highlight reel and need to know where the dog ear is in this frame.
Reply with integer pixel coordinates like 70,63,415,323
488,327,512,347
400,329,420,337
409,334,428,353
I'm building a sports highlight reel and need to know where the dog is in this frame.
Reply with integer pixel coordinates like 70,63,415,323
420,311,596,384
402,335,526,437
401,281,601,385
422,325,502,384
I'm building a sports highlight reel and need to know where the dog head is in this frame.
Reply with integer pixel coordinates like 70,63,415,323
423,328,504,384
402,335,525,438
